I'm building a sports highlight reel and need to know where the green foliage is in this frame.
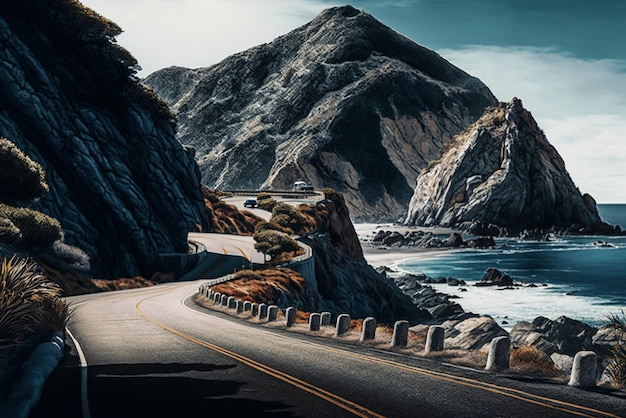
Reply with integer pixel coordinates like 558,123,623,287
271,202,308,233
0,217,21,243
257,197,278,212
606,311,626,388
253,229,302,264
0,255,69,349
0,138,48,200
0,203,63,246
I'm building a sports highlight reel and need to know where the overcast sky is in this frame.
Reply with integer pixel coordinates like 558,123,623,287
80,0,626,203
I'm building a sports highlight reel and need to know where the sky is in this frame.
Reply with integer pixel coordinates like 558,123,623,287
80,0,626,203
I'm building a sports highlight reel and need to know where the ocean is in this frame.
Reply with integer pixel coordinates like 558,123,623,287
394,204,626,330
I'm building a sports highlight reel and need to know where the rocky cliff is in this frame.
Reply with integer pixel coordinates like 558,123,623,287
0,1,208,279
143,5,497,222
404,98,619,235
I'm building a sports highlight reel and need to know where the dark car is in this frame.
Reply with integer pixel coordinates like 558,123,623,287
243,198,257,208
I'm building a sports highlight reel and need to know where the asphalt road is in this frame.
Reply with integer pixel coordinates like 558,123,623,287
30,281,626,418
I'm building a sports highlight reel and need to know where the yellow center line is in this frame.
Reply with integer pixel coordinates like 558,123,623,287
279,335,620,418
135,285,620,418
135,290,385,418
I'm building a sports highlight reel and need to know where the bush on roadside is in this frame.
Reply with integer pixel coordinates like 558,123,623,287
0,255,69,350
605,311,626,388
510,345,561,377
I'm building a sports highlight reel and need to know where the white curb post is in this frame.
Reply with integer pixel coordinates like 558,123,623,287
243,301,252,312
425,325,445,353
391,320,409,347
568,351,598,388
485,336,510,371
335,314,351,336
228,296,236,309
309,313,321,331
258,303,268,321
360,317,376,342
285,307,296,327
268,305,279,322
221,294,228,306
251,303,258,317
213,292,221,304
321,312,331,326
236,300,244,314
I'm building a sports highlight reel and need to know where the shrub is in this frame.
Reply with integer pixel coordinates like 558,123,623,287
0,137,48,200
253,229,303,264
271,203,309,233
510,345,560,377
257,197,278,212
0,203,63,246
605,311,626,388
35,240,91,273
0,255,69,349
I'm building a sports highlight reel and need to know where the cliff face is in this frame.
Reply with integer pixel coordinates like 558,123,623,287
143,5,497,222
0,1,208,279
404,98,613,234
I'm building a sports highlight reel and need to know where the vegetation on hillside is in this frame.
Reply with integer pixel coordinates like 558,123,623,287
0,137,70,357
0,138,62,246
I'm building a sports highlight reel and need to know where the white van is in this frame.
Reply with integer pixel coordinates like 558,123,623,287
293,181,314,192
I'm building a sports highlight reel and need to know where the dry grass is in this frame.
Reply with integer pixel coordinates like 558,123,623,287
0,254,70,349
510,345,563,379
605,312,626,388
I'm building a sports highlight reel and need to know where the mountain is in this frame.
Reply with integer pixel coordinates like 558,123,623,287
403,98,621,235
0,1,208,279
143,5,498,222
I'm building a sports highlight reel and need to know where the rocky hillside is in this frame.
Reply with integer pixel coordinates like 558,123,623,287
143,5,497,222
0,1,208,279
404,98,620,235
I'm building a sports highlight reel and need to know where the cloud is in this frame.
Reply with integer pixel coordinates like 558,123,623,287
439,46,626,203
80,0,330,76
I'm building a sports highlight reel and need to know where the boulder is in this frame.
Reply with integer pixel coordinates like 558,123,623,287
442,316,509,351
475,268,514,287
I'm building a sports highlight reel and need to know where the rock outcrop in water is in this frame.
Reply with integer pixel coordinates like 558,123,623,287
143,5,497,222
0,1,208,279
404,98,621,235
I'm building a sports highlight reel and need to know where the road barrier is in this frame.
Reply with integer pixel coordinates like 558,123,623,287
425,325,445,353
199,284,601,388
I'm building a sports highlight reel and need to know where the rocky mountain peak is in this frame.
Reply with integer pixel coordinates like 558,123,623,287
143,5,497,221
403,98,616,234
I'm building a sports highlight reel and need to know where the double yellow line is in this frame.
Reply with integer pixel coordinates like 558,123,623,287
136,290,383,417
136,287,620,418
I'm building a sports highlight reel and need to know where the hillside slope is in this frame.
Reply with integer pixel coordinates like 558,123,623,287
0,1,208,279
143,5,497,221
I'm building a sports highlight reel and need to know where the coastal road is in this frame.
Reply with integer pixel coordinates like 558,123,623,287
31,281,626,417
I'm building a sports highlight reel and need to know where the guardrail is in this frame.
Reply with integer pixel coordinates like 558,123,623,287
220,189,324,199
196,284,603,388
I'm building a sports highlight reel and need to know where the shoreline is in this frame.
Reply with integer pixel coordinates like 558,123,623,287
354,222,624,330
354,222,460,268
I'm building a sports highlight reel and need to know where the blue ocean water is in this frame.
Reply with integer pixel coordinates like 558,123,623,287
396,204,626,328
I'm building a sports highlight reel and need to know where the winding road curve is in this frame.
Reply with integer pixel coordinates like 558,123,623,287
27,194,626,417
30,280,626,417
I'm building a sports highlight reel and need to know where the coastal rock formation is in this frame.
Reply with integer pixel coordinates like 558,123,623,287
0,1,208,279
404,98,618,235
143,5,497,221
